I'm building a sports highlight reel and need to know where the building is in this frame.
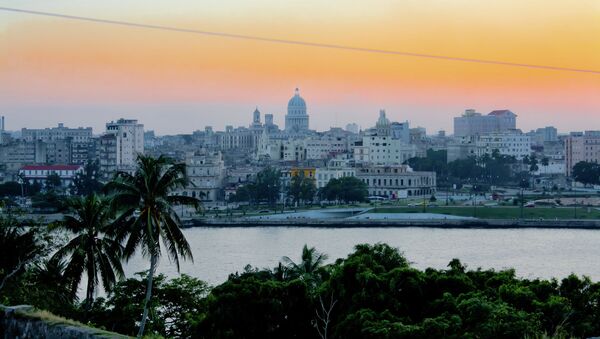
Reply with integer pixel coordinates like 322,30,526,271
345,123,359,134
315,158,355,189
447,138,477,162
44,139,72,165
453,109,517,137
18,164,84,187
0,140,47,174
98,134,119,178
103,119,144,174
475,130,531,160
215,126,255,150
304,135,349,160
280,167,316,194
529,126,558,145
565,131,600,176
285,88,309,133
355,165,436,199
374,110,391,136
22,123,93,143
390,121,410,144
356,135,418,165
179,151,226,202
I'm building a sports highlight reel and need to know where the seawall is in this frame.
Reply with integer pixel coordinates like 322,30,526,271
0,305,129,339
187,218,600,229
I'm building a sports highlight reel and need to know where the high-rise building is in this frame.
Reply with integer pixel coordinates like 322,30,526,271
102,119,144,175
285,88,309,133
453,109,517,137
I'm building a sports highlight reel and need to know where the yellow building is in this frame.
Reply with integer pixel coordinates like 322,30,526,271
290,167,316,179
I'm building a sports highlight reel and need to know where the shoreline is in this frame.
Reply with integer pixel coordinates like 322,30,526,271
185,218,600,229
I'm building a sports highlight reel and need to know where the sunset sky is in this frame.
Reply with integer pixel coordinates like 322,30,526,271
1,1,599,135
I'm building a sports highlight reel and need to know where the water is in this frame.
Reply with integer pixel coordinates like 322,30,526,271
124,227,600,285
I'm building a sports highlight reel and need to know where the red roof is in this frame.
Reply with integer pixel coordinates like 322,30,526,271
20,165,83,171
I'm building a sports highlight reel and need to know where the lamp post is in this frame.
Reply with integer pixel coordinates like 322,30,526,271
520,187,524,219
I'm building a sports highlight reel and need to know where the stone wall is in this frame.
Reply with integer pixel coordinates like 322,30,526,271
1,305,127,339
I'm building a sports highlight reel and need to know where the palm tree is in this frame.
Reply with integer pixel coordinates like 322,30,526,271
52,194,124,309
105,155,200,337
29,257,78,313
541,157,550,175
282,245,328,287
0,220,45,293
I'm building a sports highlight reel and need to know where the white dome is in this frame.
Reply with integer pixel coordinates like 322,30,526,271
287,88,306,110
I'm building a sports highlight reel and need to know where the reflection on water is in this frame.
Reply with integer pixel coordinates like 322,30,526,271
124,227,600,286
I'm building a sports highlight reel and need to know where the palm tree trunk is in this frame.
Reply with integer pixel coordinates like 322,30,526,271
85,276,94,312
137,252,157,338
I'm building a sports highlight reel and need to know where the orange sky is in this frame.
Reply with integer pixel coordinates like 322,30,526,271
0,1,599,134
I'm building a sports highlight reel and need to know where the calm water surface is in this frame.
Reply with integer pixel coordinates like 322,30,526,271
124,227,600,285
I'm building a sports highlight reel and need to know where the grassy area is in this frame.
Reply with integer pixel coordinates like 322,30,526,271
371,206,600,220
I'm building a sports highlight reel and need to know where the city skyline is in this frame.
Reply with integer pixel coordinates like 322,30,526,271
0,99,588,137
1,1,599,134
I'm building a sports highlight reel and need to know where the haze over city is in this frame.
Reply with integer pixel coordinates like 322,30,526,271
1,1,599,134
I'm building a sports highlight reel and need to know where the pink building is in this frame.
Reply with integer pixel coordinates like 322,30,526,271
565,131,600,176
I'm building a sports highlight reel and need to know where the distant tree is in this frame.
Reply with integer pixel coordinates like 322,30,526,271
405,149,448,179
572,161,600,186
230,185,252,203
45,172,62,191
448,157,475,181
288,173,317,205
71,160,103,196
320,177,367,203
541,157,549,167
256,167,282,206
0,181,22,196
529,154,539,174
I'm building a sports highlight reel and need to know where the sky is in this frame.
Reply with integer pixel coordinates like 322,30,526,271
0,0,599,135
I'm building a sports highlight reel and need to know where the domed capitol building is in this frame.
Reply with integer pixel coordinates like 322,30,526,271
285,88,309,133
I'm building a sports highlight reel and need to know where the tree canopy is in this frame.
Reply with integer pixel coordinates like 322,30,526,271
572,161,600,186
319,176,368,203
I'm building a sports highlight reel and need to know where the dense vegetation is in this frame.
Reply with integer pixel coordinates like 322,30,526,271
405,149,551,189
319,176,369,203
572,161,600,186
229,167,282,206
